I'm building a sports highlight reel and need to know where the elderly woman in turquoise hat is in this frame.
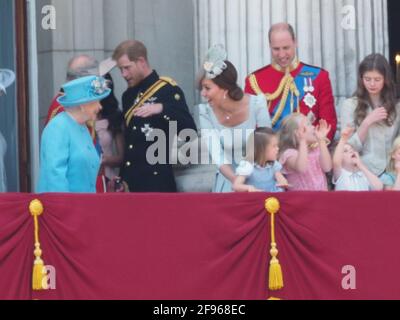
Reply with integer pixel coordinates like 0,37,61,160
37,75,111,193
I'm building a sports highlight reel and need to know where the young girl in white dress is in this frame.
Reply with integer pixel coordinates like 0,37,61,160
333,127,383,191
233,127,288,192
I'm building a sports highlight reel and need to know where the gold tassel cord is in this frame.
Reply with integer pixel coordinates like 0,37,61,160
29,199,48,291
250,71,300,127
268,297,282,301
265,198,284,291
270,78,292,126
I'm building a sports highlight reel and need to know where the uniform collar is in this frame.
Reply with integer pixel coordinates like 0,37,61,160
271,57,301,73
135,70,159,92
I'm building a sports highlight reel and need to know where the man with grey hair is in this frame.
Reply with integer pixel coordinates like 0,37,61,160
66,54,99,81
45,54,100,124
245,22,337,141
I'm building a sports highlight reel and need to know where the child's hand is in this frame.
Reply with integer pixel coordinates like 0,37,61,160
276,177,289,189
248,185,263,192
352,152,363,168
315,119,331,142
341,126,354,142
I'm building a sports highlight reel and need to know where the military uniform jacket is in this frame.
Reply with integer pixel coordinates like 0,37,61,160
121,71,197,192
245,61,337,141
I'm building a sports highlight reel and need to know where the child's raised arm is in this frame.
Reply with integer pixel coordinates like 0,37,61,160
353,153,383,191
285,122,309,173
315,119,333,173
333,127,354,180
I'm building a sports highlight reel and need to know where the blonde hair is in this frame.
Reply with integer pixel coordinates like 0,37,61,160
387,136,400,173
245,127,276,166
279,113,306,155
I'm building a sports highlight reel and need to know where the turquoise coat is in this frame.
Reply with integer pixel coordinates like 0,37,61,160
37,112,100,193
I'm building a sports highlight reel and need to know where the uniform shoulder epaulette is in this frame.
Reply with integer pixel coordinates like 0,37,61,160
160,76,178,87
301,63,325,73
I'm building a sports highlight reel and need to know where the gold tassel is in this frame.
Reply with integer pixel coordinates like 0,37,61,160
29,199,48,291
265,198,284,291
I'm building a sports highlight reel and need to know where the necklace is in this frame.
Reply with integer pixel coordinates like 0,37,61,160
219,97,248,121
221,109,236,121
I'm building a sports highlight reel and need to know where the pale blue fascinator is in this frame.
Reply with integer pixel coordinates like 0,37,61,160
203,44,228,79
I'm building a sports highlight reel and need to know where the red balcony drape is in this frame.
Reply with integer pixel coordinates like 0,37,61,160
0,192,399,300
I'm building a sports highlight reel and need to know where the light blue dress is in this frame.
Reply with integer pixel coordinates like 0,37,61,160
37,112,100,193
380,172,396,188
236,160,284,192
199,94,272,192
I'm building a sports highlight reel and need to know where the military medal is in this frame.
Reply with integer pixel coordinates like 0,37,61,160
303,78,316,109
141,124,154,138
134,92,144,105
147,97,158,104
307,110,316,124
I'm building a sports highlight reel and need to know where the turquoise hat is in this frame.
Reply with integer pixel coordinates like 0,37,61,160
57,75,111,108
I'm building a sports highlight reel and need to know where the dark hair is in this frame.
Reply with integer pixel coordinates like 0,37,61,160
354,53,397,127
99,73,123,137
211,61,244,101
246,127,277,166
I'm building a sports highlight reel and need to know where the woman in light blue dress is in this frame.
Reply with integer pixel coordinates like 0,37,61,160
37,75,111,193
198,45,272,192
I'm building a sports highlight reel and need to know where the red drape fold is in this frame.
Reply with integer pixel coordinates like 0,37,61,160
0,192,399,300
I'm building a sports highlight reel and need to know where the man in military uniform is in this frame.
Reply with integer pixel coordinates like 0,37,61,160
245,23,337,141
112,40,197,192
